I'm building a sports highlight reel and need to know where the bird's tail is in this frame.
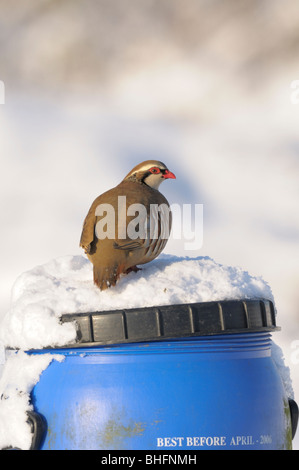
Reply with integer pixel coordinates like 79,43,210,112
93,263,123,290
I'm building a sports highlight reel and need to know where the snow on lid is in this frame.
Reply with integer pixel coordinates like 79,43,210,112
0,254,274,350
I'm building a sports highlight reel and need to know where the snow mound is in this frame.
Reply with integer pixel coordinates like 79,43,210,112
0,254,274,350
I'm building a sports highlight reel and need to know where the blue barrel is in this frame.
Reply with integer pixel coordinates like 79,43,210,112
28,300,297,450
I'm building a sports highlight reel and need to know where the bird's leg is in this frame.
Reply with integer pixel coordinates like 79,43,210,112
125,265,142,274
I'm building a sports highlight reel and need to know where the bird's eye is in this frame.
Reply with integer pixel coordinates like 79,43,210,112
149,167,161,174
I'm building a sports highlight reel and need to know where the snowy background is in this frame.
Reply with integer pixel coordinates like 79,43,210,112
0,0,299,449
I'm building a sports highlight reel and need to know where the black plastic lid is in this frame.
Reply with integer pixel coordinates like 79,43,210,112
60,299,279,348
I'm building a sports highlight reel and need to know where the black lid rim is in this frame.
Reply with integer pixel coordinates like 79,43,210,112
52,298,279,350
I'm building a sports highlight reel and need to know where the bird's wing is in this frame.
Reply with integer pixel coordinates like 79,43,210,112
79,197,102,253
113,204,171,256
113,207,148,251
79,213,96,253
113,240,143,250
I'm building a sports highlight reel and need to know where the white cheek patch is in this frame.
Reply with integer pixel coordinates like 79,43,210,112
144,174,164,189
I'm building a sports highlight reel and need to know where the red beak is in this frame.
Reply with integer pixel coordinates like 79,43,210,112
163,170,176,179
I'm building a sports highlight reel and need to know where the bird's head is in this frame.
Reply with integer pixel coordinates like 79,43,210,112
123,160,176,190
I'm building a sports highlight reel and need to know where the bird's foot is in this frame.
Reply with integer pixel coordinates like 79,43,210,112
125,265,142,274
